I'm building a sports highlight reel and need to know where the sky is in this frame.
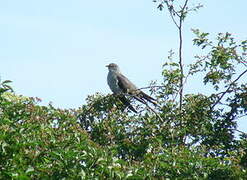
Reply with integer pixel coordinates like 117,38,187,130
1,1,247,131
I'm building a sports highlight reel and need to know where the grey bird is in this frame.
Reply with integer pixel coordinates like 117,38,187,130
106,63,157,113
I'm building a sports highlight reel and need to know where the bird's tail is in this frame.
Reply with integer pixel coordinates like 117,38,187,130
139,91,157,106
118,95,137,113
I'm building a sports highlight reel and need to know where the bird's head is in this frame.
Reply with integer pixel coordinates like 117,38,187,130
106,63,120,72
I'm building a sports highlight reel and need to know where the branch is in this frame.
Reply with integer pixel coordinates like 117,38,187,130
211,69,247,109
164,1,179,28
138,85,164,91
177,0,189,111
240,61,247,68
182,0,189,12
231,128,247,136
173,68,191,102
138,96,164,122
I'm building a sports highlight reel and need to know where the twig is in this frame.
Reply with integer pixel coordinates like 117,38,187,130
240,61,247,68
231,128,247,136
164,1,179,28
141,98,164,122
235,114,247,120
173,69,191,103
211,69,247,109
138,85,164,91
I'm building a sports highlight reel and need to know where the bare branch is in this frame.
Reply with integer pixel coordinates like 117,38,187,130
165,2,179,28
138,85,164,91
139,97,164,122
182,0,189,12
231,128,247,136
177,0,189,111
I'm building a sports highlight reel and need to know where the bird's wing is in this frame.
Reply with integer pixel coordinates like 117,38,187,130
140,91,156,101
116,73,138,94
117,72,157,106
118,95,137,113
139,91,157,106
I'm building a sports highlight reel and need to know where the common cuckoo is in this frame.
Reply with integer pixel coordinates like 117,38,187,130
106,63,156,113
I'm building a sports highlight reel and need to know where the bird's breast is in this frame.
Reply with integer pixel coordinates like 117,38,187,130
107,72,122,94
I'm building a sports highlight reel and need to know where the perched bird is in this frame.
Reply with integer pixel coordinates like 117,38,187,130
106,63,157,113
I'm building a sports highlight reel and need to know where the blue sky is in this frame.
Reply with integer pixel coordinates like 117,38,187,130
1,1,247,131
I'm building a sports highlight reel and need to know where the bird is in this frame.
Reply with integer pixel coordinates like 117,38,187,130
106,63,157,113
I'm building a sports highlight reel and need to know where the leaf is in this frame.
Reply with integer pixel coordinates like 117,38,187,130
2,80,12,84
157,4,163,11
26,166,35,173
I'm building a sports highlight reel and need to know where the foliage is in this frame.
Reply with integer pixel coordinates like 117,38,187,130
1,32,247,178
1,0,247,179
1,89,247,179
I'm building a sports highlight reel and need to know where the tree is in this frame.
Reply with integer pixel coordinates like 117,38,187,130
1,0,247,179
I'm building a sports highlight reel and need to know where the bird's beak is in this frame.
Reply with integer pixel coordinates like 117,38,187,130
106,64,109,67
